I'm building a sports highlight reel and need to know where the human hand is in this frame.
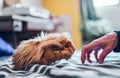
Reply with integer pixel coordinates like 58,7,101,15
81,32,118,64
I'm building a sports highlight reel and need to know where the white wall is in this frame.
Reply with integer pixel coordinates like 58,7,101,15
95,3,120,30
0,0,3,11
20,0,42,7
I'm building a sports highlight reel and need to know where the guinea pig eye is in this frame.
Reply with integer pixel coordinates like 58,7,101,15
65,44,69,48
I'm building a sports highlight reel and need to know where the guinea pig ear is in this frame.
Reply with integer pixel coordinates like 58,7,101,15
40,38,63,50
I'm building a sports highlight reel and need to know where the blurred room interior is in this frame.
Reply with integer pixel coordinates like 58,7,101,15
80,0,118,45
0,0,119,50
0,0,81,49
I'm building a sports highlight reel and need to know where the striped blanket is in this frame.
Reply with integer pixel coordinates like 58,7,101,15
0,51,120,78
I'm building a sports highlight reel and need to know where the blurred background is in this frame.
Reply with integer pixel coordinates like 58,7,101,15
0,0,119,50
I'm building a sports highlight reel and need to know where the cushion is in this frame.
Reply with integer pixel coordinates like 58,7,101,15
0,37,14,56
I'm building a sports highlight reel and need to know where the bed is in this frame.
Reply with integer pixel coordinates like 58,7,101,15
0,50,120,78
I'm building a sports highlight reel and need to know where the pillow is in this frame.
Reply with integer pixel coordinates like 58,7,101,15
0,37,14,57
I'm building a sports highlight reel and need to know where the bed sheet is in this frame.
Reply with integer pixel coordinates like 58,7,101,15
0,50,120,78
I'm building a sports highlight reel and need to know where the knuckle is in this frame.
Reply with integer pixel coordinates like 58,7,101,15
92,40,100,44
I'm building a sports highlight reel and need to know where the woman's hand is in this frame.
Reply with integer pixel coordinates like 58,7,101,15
81,32,118,64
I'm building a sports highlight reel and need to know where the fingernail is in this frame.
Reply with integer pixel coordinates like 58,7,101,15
98,59,103,64
81,58,84,64
81,60,84,64
89,60,92,63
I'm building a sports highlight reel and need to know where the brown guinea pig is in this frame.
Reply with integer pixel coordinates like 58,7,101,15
12,32,75,69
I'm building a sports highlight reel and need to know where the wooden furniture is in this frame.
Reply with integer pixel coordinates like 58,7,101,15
0,15,13,31
0,15,16,48
0,15,55,48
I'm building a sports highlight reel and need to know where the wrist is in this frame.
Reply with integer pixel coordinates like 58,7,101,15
112,32,118,41
113,31,120,52
106,32,118,42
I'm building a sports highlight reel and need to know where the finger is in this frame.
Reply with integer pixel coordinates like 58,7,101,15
94,50,99,62
98,48,110,64
81,41,101,64
87,50,92,63
85,41,102,51
81,48,87,64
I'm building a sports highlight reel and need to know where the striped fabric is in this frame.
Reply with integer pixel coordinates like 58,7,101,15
1,62,120,78
0,51,120,78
